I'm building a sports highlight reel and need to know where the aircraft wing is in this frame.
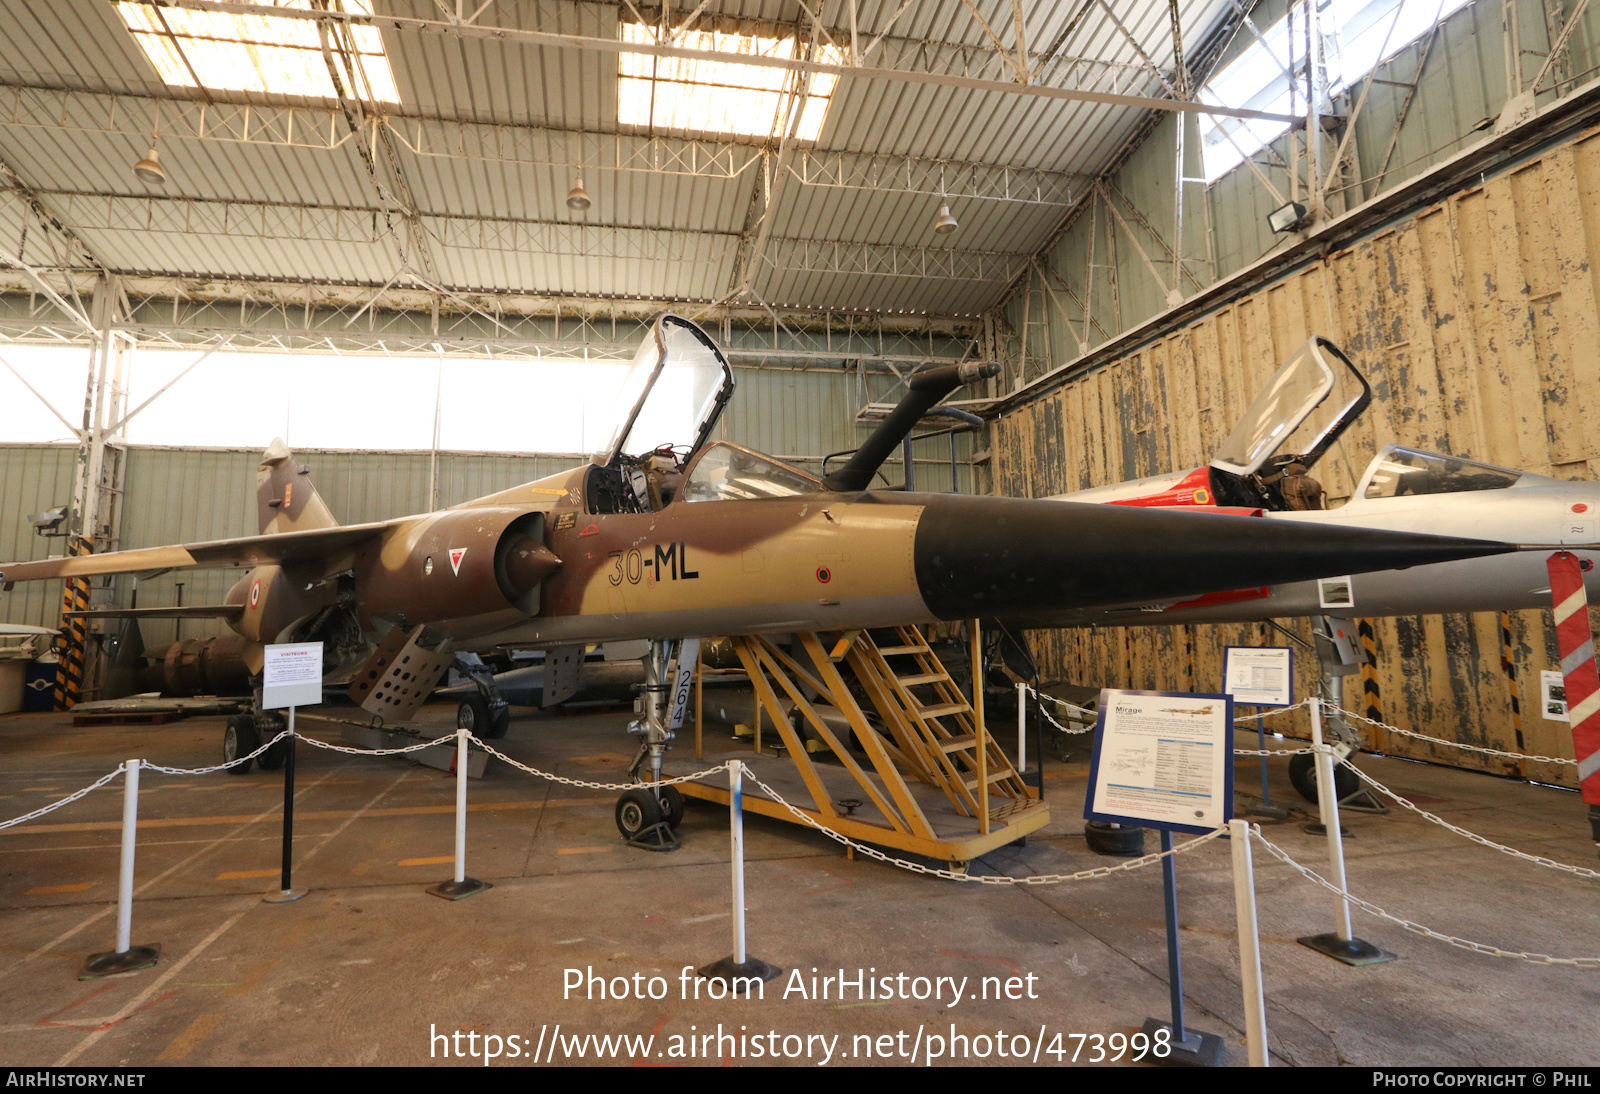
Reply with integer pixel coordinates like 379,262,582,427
0,520,403,585
64,605,247,620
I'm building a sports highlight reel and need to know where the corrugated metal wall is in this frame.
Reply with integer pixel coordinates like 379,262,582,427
992,125,1600,788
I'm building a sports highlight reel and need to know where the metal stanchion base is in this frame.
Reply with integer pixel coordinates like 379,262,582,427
262,888,307,904
626,822,680,852
1139,1017,1225,1067
1297,932,1396,966
79,943,160,980
1338,788,1389,815
697,955,782,993
428,877,493,901
1300,822,1352,836
1244,804,1291,821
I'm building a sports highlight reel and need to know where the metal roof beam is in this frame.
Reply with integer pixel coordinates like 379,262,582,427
0,83,1084,206
30,190,1033,282
140,0,1301,124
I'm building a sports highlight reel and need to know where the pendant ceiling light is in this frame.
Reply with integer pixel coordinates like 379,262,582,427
566,175,592,211
933,203,958,234
132,146,165,185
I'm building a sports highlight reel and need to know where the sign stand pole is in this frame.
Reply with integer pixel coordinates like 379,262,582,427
1296,698,1394,965
1141,829,1225,1067
1246,712,1289,820
264,706,306,903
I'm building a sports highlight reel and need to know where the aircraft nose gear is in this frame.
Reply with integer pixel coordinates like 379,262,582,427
453,652,511,739
614,637,700,850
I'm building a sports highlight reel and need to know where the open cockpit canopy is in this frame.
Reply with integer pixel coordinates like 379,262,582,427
1210,337,1371,478
595,314,736,467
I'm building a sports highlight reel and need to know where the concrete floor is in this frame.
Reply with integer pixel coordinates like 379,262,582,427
0,703,1596,1068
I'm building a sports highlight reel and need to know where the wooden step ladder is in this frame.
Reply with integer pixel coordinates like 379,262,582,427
845,624,1034,824
685,623,1044,867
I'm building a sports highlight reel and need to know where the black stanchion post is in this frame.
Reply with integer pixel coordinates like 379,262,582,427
1141,829,1225,1066
264,707,306,904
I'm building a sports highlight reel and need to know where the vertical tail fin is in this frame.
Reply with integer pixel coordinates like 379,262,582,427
257,438,339,535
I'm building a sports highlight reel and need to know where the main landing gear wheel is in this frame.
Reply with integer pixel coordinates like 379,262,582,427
457,695,511,739
616,788,663,838
223,714,260,775
1288,752,1359,803
1084,820,1145,857
655,784,685,829
258,738,287,771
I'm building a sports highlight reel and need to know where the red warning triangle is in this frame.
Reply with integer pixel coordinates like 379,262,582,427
448,547,467,576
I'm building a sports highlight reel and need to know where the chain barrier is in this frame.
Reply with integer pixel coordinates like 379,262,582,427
470,737,732,791
1250,827,1600,967
1026,687,1097,735
1332,704,1578,767
142,729,294,775
1029,686,1313,753
1336,759,1600,882
298,733,460,759
742,768,1224,883
0,767,126,831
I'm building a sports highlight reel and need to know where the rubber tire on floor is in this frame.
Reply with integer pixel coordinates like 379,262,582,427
258,737,287,772
656,785,685,829
457,696,511,739
1084,820,1145,857
224,715,260,775
1288,752,1359,803
615,788,664,840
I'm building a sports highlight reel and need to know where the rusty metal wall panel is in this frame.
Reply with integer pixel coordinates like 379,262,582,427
996,126,1600,787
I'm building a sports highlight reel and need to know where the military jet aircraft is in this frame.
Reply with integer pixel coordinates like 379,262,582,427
0,316,1515,832
1042,336,1600,802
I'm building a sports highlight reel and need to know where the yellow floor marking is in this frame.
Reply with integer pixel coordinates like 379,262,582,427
226,959,278,996
399,856,454,866
216,868,280,880
2,796,608,836
25,882,96,895
351,860,372,876
156,1012,225,1061
555,846,614,855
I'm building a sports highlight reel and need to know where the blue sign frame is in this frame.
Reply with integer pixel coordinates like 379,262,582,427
1084,688,1234,835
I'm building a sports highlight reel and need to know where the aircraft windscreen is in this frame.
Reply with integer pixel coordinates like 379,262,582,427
595,316,733,464
682,442,820,502
1211,341,1335,476
1362,447,1521,499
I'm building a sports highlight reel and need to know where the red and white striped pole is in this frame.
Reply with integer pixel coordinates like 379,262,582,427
1545,552,1600,852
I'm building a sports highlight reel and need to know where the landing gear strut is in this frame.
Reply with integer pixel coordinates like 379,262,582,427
615,638,698,849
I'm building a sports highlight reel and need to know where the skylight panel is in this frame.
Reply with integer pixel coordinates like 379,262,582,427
617,23,841,141
1200,0,1470,182
116,0,399,102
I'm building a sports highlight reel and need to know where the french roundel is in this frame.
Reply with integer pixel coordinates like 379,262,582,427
249,579,261,609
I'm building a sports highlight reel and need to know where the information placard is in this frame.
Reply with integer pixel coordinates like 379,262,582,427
262,642,323,710
1223,646,1293,707
1084,689,1233,834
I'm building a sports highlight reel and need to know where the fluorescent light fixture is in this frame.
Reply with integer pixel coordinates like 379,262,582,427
617,22,841,140
116,0,400,102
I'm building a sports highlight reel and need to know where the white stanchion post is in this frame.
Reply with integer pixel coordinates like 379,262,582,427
115,758,138,952
695,758,777,990
1296,698,1393,964
1310,699,1353,941
1016,682,1027,774
1229,819,1268,1067
80,759,160,979
454,728,467,885
730,759,746,965
428,728,490,900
